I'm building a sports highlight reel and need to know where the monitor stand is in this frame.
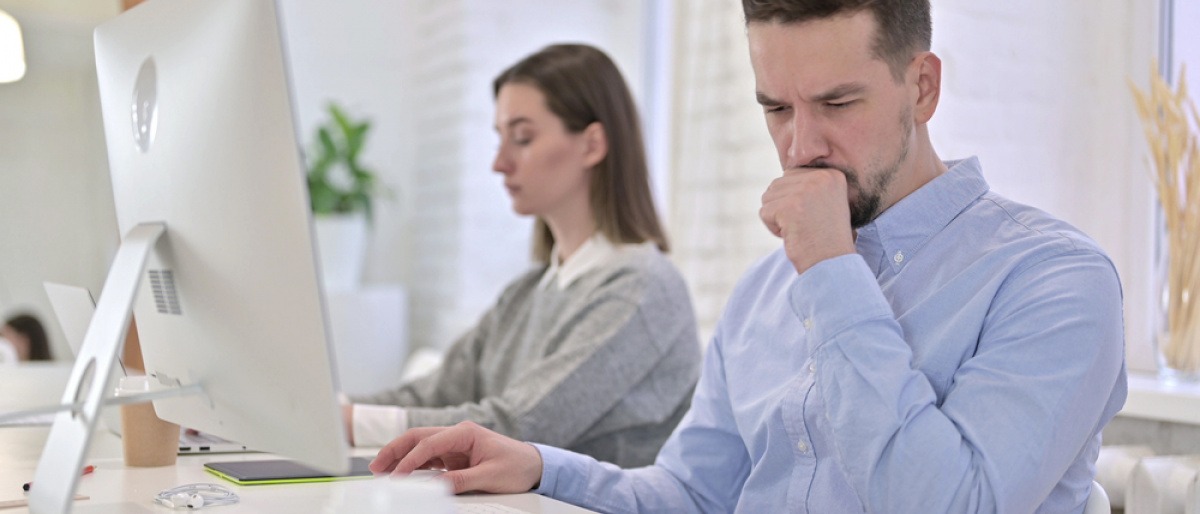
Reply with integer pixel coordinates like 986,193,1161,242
28,222,174,513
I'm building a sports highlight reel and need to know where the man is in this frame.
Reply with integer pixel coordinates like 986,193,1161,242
369,1,1127,512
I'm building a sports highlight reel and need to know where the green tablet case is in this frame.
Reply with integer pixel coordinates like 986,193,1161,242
204,457,374,485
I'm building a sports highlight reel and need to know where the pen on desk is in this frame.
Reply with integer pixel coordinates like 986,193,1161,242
22,464,94,492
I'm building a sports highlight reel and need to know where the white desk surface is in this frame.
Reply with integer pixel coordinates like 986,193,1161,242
0,363,594,513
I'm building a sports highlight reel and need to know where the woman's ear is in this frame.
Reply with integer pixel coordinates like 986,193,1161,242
582,122,608,169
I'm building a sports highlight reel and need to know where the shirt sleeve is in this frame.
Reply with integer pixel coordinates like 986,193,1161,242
401,271,692,449
795,251,1126,513
532,336,749,514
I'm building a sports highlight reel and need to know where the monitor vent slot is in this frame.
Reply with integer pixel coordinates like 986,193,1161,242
148,269,182,315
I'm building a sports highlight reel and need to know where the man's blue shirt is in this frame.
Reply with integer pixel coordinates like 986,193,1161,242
534,157,1127,513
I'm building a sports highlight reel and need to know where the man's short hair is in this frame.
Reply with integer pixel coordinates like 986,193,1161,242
742,0,931,82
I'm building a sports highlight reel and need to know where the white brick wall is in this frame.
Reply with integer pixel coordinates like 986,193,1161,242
668,0,781,344
930,0,1157,370
402,0,474,350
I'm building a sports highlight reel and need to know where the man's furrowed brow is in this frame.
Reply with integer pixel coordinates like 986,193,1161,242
756,84,866,106
756,91,784,106
811,83,867,103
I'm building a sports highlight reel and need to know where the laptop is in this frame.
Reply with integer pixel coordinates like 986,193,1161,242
44,282,252,454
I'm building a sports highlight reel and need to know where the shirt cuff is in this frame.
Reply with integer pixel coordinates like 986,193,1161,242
532,443,584,498
352,404,408,447
788,254,893,347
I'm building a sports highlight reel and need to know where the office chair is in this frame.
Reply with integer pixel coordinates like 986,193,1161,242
1085,480,1111,514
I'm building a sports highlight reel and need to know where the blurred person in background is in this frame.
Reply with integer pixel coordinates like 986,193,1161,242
1,313,53,362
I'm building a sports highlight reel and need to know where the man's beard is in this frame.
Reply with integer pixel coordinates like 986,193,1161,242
806,107,913,229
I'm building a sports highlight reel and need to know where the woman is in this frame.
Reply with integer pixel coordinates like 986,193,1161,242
1,313,53,362
345,44,700,468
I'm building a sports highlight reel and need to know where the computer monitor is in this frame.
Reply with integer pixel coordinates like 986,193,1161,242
96,0,349,464
30,0,349,510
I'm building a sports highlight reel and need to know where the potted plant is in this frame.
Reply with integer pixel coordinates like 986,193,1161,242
306,102,381,290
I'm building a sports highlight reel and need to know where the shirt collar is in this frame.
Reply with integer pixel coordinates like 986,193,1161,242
856,157,990,276
538,233,619,290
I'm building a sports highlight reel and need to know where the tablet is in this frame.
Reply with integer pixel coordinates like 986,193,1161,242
204,457,374,485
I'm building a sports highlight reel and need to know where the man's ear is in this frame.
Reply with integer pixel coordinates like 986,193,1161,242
582,122,608,169
911,51,941,124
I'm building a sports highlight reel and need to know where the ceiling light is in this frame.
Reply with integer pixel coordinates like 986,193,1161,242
0,9,27,83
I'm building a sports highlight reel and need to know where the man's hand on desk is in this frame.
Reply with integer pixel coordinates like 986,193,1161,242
370,421,543,495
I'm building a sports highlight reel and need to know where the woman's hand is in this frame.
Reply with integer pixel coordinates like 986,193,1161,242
370,421,544,494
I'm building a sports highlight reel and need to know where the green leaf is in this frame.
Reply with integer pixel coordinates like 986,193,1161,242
305,101,386,219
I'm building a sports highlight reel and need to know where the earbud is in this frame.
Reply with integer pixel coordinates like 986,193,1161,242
155,483,239,510
185,493,205,509
159,492,204,509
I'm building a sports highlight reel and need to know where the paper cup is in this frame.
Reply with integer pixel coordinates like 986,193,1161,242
116,375,180,467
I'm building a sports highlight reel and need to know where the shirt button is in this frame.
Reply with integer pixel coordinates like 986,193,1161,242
797,441,809,453
809,362,816,373
893,251,905,264
803,318,813,330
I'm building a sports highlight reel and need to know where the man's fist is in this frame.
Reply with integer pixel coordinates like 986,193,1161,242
760,167,856,275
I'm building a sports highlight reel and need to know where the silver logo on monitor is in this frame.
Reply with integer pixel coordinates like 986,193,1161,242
131,58,158,153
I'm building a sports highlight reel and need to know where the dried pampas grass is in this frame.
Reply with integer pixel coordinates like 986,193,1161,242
1131,63,1200,375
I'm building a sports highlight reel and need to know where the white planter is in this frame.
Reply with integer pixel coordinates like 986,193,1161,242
313,213,368,291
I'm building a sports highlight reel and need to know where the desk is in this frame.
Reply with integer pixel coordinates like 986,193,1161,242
0,365,593,513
